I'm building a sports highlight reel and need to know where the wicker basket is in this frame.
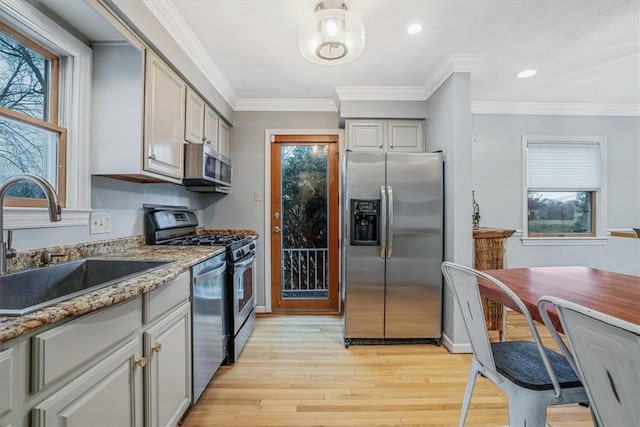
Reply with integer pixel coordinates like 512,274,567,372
473,229,514,332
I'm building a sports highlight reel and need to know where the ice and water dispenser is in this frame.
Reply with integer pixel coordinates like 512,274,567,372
350,199,380,246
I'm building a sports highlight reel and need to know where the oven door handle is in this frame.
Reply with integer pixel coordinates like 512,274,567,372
193,261,227,285
233,254,255,271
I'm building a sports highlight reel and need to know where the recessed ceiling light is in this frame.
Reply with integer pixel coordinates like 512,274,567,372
407,24,422,35
517,69,537,78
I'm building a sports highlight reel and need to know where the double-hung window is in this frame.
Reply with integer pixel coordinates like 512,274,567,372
0,1,92,229
0,21,65,207
523,135,607,243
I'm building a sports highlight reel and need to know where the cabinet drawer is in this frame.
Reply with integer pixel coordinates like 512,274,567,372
144,272,190,324
0,348,14,418
31,296,141,392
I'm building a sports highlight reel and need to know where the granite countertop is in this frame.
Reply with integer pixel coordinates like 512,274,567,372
0,245,225,344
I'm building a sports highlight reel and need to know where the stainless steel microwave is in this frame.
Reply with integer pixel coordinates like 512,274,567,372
183,143,232,192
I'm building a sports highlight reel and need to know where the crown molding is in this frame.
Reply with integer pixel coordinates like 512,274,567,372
334,54,482,103
142,0,239,109
422,53,482,100
472,101,640,117
234,98,338,112
334,86,426,101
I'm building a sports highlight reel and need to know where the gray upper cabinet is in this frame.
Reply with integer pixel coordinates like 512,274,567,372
92,43,185,183
185,87,219,147
144,51,186,179
346,120,425,153
217,119,231,158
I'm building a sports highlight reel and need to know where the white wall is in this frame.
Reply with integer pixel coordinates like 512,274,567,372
472,114,640,275
202,111,340,308
426,73,473,351
11,177,206,250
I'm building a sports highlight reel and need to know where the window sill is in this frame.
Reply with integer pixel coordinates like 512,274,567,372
2,207,92,229
520,236,608,246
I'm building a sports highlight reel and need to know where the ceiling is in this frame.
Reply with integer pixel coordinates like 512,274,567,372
145,0,640,113
43,0,640,113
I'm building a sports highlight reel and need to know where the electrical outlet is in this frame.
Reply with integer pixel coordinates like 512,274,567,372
254,191,262,201
90,212,112,234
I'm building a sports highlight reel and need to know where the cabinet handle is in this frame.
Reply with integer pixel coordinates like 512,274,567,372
390,144,394,149
378,144,383,149
135,357,147,368
152,343,162,353
206,140,211,145
202,136,207,143
148,153,157,161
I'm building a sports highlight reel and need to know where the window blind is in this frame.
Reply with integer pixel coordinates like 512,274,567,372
527,142,601,190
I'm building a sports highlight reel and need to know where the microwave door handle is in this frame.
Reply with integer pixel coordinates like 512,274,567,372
380,185,387,259
387,186,393,259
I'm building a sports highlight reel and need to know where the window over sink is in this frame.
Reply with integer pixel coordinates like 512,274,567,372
0,2,92,228
0,22,66,208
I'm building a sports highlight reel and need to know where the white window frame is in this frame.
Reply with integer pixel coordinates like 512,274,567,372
0,0,92,228
522,135,608,246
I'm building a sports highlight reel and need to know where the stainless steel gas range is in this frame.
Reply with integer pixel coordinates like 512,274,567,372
143,206,257,400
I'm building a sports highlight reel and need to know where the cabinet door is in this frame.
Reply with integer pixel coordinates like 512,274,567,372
0,348,13,419
204,106,220,147
144,51,186,179
346,121,385,152
217,119,230,157
387,120,424,152
144,302,191,427
185,87,205,144
32,337,143,427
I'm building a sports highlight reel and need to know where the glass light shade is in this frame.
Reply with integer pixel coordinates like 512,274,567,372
298,7,365,65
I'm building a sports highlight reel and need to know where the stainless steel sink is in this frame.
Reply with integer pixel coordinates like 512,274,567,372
0,259,172,316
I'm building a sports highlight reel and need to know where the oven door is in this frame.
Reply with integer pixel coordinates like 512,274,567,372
232,252,256,336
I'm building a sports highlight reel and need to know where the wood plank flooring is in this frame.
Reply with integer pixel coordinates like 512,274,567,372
180,312,593,426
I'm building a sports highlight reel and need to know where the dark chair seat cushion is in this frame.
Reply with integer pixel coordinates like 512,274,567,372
491,340,582,390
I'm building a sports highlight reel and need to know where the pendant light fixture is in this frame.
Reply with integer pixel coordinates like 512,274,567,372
298,0,365,65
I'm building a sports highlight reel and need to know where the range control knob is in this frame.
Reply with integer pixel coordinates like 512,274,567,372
237,249,245,258
249,242,255,250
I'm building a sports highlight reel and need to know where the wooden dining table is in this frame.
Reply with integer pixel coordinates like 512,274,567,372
479,266,640,331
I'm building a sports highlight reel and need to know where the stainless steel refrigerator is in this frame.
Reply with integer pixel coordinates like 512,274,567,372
342,151,443,345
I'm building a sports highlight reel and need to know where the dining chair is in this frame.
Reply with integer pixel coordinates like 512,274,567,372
440,262,588,426
538,296,640,427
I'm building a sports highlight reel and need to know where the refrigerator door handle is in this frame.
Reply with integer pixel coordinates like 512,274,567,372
387,186,393,259
380,185,387,259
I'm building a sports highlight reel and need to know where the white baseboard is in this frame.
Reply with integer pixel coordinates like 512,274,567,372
255,305,267,314
442,332,472,354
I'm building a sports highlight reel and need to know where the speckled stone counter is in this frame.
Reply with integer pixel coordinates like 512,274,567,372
0,244,224,344
200,228,259,238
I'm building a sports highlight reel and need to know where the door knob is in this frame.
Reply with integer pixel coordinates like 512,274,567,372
273,225,281,233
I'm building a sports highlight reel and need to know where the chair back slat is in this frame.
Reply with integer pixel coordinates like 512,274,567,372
540,296,640,426
442,263,496,371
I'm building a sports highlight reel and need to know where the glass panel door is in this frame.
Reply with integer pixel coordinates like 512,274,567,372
270,136,339,312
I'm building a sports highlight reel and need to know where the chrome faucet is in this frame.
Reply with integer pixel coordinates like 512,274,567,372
0,174,62,274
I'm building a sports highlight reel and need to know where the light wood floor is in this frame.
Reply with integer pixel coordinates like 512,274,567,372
180,312,593,426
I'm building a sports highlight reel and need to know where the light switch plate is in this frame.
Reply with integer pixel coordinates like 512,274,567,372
90,212,111,234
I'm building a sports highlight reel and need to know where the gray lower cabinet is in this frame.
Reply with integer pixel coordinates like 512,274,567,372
32,337,144,427
144,301,191,427
0,272,192,427
0,348,14,420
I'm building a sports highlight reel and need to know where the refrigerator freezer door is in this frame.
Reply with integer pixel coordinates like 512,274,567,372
343,152,386,339
384,153,443,339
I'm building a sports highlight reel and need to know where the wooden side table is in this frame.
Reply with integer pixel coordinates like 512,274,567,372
473,227,516,340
